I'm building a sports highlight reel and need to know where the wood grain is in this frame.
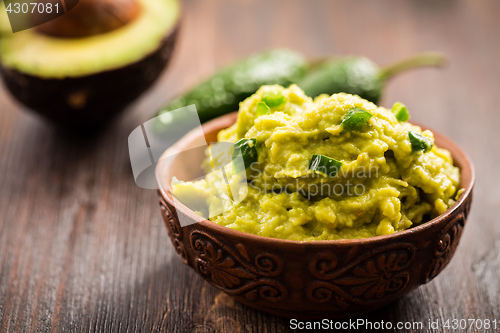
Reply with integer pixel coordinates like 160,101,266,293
1,0,499,332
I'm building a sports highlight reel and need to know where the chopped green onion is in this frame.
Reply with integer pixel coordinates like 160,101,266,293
408,131,433,152
256,102,270,117
308,154,342,177
341,108,372,131
233,138,258,171
262,91,287,108
391,102,410,122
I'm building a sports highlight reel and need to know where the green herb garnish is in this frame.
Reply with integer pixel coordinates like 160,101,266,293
341,108,372,131
233,138,258,171
392,102,410,122
308,154,342,177
256,102,270,117
408,131,433,152
262,91,287,108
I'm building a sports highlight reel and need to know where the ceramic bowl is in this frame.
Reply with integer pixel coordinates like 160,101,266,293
155,112,474,318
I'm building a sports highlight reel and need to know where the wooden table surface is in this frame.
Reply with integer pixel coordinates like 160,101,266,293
1,0,499,332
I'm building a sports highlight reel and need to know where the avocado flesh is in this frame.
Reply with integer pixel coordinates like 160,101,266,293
0,0,180,127
0,0,180,78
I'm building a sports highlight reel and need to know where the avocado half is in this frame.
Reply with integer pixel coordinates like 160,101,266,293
0,0,180,127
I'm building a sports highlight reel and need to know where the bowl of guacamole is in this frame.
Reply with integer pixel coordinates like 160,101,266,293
156,85,474,318
170,85,461,240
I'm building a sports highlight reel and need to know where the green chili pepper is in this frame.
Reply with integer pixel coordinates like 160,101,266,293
392,102,410,122
308,154,342,177
298,53,446,103
156,49,307,125
233,138,258,171
341,108,372,131
409,131,433,152
256,102,270,117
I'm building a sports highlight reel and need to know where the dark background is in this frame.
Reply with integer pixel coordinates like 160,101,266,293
1,0,499,332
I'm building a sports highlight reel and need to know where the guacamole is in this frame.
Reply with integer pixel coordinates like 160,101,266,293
172,85,460,241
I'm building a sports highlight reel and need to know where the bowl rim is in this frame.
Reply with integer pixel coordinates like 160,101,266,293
156,112,475,246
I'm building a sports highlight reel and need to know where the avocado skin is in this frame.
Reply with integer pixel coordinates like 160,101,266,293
0,23,179,128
